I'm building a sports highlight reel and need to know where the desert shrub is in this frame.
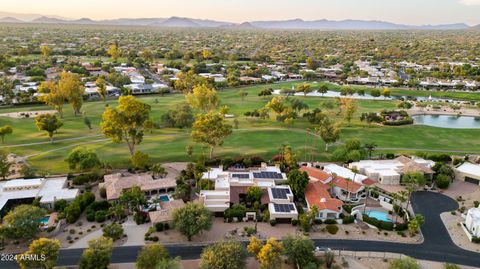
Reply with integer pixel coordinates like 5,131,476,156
270,219,277,226
95,210,107,223
326,225,339,234
342,215,355,224
324,219,337,225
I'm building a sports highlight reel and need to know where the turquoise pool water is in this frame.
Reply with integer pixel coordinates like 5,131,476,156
159,194,171,202
38,216,50,224
366,210,392,222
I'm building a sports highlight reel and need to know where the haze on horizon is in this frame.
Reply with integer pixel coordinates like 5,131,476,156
2,0,480,26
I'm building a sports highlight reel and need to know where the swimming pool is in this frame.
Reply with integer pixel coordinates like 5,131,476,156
366,210,392,222
159,194,171,202
38,216,50,225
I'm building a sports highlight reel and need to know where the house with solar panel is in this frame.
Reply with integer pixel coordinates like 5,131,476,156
199,163,298,223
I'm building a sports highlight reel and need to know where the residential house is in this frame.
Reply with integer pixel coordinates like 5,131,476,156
455,162,480,185
349,156,434,185
100,173,176,201
464,206,480,240
0,177,79,212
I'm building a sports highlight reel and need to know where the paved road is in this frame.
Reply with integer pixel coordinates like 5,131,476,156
3,192,480,268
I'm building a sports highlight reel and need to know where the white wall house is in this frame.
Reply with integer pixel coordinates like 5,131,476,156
455,162,480,186
0,177,79,211
465,207,480,239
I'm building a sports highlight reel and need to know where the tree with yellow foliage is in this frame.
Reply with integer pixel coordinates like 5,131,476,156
59,72,85,116
107,41,121,63
40,45,52,61
248,237,284,269
96,77,107,102
17,238,60,269
38,80,66,118
340,98,358,127
186,84,219,112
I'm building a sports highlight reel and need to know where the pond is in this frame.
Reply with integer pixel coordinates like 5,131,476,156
412,114,480,129
272,89,475,104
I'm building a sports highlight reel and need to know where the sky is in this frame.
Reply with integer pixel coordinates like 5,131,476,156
2,0,480,25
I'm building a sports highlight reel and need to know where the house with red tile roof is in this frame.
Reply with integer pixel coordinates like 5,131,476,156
304,180,343,220
300,166,366,203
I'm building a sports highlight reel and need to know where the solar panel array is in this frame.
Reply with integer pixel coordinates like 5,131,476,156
231,173,249,179
271,188,291,199
273,203,295,212
253,172,284,179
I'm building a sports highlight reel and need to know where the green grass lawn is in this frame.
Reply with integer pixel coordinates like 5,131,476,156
1,81,479,174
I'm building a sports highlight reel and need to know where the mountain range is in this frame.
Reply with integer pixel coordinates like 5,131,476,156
0,11,478,30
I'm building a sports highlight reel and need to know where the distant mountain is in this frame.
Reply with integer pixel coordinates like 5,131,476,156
153,17,200,28
471,24,480,30
0,11,69,21
249,18,470,30
0,17,24,23
0,11,473,30
32,16,69,24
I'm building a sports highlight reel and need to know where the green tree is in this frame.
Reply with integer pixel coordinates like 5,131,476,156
151,163,167,178
131,151,150,170
0,125,13,143
239,90,248,101
315,114,340,151
17,238,60,269
172,202,213,241
84,116,92,130
200,240,248,269
162,102,194,129
296,83,312,96
65,147,101,171
136,244,170,269
59,72,85,116
246,186,263,204
186,84,219,112
389,257,420,269
101,95,152,156
78,236,113,269
156,257,181,269
0,150,12,180
283,235,315,268
371,89,381,99
287,169,309,200
119,186,146,212
35,113,63,143
408,214,425,236
191,111,233,159
2,205,46,239
318,85,329,96
102,223,124,241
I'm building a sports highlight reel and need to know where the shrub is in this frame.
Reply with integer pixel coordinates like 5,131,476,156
155,222,165,232
326,225,339,235
342,215,355,224
395,223,408,231
86,209,95,222
291,219,298,226
314,219,323,225
472,237,480,244
324,219,337,225
270,219,277,226
225,204,247,220
95,210,107,223
380,221,394,231
436,174,450,189
54,199,68,212
103,223,124,241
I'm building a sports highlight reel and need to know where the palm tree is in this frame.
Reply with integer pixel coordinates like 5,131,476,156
108,203,125,222
364,143,377,159
363,185,370,214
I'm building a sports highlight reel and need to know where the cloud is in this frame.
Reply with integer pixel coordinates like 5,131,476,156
460,0,480,5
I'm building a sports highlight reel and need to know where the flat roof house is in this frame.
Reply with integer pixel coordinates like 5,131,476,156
100,173,177,201
349,156,434,185
199,165,297,222
0,177,79,212
455,162,480,186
